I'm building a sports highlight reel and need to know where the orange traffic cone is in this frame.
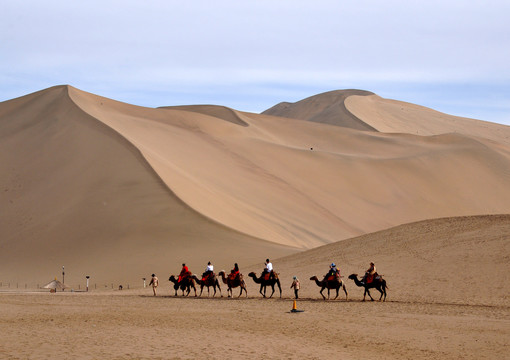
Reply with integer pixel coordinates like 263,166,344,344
291,299,304,313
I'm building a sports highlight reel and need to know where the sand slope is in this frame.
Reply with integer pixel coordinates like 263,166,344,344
0,86,294,286
1,86,510,287
345,94,510,146
271,214,510,307
262,89,376,130
1,215,508,360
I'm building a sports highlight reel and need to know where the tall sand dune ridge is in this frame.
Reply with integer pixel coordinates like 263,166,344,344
1,85,510,286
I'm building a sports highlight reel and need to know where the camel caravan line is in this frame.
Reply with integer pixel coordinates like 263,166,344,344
161,261,388,302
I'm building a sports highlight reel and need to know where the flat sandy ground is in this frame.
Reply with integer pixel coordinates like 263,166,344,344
0,289,508,360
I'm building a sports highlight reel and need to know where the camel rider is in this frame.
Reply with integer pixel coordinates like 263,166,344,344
178,263,189,283
362,262,377,284
325,263,340,279
202,261,214,279
229,263,240,280
262,259,273,278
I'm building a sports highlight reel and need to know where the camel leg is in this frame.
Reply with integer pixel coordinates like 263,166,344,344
260,285,265,298
343,284,348,300
268,284,275,298
366,288,374,301
333,287,339,300
320,287,326,300
377,286,383,301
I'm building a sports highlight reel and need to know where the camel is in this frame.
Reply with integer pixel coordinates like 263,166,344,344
309,275,348,300
191,274,222,297
168,275,196,297
218,271,247,298
348,274,388,302
248,272,282,298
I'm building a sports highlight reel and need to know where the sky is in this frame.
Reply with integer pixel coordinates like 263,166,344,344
1,0,509,125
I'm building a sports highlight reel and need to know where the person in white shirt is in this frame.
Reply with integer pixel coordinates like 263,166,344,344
202,261,214,279
266,259,273,272
262,259,273,278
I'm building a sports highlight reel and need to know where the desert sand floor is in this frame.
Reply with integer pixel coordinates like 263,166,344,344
0,290,508,360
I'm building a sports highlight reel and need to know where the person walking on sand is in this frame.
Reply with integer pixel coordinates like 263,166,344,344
290,276,300,299
149,274,159,296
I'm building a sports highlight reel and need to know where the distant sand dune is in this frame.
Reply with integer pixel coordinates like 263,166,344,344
345,94,510,146
262,89,376,130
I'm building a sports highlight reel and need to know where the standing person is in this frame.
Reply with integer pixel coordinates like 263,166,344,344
290,276,300,299
149,274,159,296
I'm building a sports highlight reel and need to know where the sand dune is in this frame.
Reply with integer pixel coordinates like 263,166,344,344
1,85,510,288
272,214,510,307
0,86,295,286
262,89,376,130
1,86,509,359
345,93,510,146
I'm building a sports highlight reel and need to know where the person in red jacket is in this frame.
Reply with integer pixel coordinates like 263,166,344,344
229,263,240,280
178,263,189,283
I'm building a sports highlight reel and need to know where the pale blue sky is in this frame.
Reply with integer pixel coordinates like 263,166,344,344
1,1,509,125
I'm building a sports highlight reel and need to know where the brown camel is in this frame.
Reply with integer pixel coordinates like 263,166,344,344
168,275,196,297
348,274,388,302
248,272,282,298
218,270,247,298
309,275,348,300
191,274,222,297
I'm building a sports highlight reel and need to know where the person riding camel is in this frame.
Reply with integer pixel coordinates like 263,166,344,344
229,263,240,280
362,262,377,284
325,263,340,280
202,261,214,281
262,259,274,279
178,263,189,283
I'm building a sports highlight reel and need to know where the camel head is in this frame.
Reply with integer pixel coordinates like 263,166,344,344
169,275,177,283
347,274,358,280
248,272,257,278
309,276,318,281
